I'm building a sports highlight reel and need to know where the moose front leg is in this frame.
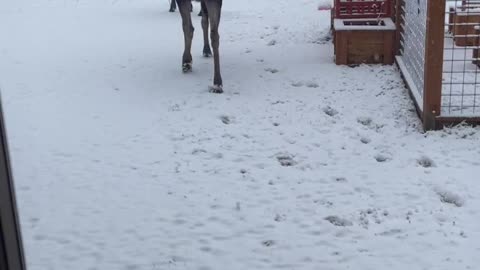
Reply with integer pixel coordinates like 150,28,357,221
201,2,212,57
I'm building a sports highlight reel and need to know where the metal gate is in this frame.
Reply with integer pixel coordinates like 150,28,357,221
395,0,480,129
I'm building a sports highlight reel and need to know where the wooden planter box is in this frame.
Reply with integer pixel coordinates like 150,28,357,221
472,26,480,66
452,9,480,46
448,7,455,33
333,18,396,65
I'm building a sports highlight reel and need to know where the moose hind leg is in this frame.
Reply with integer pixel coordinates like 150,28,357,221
177,0,194,72
201,2,212,57
205,0,223,93
169,0,176,12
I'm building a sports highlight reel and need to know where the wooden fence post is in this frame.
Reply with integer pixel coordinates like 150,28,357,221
423,0,445,130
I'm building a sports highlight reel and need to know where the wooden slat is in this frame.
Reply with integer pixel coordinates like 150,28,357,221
335,31,348,65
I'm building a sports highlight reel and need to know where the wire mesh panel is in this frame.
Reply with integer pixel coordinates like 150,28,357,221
444,0,480,116
397,0,428,109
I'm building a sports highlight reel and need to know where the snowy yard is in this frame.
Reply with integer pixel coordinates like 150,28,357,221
1,0,480,269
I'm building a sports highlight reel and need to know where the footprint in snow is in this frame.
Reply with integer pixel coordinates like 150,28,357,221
267,39,277,46
168,104,181,112
323,106,339,117
375,153,391,163
435,188,464,207
220,115,231,125
377,229,403,236
360,137,371,144
417,155,436,168
192,149,208,155
276,153,297,167
262,240,275,247
306,81,319,88
324,216,353,227
274,214,286,222
291,81,304,87
265,67,279,74
357,116,373,126
315,34,333,44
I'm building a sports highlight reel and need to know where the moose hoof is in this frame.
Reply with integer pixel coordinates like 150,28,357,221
209,85,223,94
169,8,176,12
203,50,212,58
182,62,192,73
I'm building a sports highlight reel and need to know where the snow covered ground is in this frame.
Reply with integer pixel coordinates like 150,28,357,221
1,0,480,269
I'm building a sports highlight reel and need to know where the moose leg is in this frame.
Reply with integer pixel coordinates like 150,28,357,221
177,0,194,72
201,2,212,57
205,0,223,93
169,0,176,12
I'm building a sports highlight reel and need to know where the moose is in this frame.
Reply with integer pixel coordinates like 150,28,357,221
170,0,203,17
174,0,223,93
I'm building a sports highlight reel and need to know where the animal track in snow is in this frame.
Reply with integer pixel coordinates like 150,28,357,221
276,153,297,167
377,229,403,236
306,81,319,88
323,106,339,117
325,216,353,227
220,115,232,125
417,155,436,168
265,67,279,74
314,199,334,207
262,240,275,247
291,81,304,87
334,176,347,182
360,137,371,144
274,214,286,222
375,153,391,163
357,116,373,126
435,188,464,207
358,208,385,229
192,149,207,155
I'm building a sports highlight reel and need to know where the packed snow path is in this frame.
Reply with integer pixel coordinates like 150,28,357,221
1,1,480,270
